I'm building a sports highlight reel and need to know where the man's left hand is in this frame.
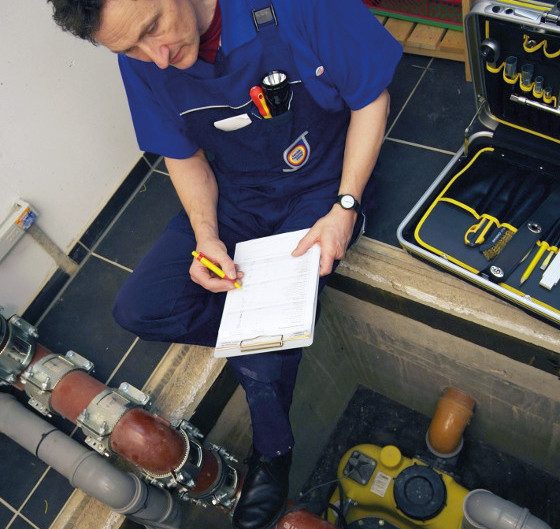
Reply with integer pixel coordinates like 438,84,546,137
291,206,357,276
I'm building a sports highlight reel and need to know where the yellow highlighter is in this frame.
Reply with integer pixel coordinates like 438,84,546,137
192,251,241,289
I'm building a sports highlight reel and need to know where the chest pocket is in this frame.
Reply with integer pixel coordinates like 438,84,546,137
184,102,297,176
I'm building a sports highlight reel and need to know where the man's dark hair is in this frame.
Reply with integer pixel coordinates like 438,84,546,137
47,0,104,43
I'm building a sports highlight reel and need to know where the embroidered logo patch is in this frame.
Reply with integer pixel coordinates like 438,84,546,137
283,132,310,172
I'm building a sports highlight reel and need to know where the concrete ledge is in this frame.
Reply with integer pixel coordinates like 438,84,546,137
332,238,560,372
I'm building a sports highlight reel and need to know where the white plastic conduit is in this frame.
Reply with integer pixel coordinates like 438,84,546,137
463,489,551,529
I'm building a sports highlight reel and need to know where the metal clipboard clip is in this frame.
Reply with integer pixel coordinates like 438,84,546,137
240,335,284,352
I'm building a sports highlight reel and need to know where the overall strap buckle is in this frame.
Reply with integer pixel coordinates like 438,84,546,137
251,3,278,31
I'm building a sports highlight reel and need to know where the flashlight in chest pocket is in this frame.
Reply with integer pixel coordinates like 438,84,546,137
261,70,291,116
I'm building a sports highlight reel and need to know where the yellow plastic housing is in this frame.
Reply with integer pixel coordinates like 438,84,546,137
327,444,469,529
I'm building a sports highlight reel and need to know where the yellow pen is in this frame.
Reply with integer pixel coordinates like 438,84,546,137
519,242,547,286
192,251,241,289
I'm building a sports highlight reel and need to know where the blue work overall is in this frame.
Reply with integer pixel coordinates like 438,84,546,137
113,0,369,457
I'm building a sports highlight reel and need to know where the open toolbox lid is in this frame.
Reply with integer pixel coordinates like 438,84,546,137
464,0,560,145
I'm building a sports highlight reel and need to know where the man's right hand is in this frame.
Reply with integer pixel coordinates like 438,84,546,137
190,238,242,293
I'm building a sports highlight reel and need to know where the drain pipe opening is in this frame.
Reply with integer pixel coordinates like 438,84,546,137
462,489,552,529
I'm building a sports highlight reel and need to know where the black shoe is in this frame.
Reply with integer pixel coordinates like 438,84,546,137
232,450,292,529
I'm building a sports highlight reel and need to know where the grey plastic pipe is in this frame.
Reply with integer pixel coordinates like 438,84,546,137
0,393,182,529
463,489,551,529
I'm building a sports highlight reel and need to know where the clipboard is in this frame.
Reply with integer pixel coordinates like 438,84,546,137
214,229,320,358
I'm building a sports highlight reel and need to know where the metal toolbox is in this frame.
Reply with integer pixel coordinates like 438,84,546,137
397,0,560,325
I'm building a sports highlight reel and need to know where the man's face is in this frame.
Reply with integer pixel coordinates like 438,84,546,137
95,0,204,70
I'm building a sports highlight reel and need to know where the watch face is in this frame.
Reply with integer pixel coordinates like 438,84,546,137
340,195,355,209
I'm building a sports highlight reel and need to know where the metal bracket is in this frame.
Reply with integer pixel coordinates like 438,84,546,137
77,382,150,457
22,351,94,416
177,439,239,510
0,314,38,385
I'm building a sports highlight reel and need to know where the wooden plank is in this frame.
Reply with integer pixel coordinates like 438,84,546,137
380,15,470,76
401,44,466,62
384,17,415,43
462,0,472,81
439,28,466,55
405,24,446,50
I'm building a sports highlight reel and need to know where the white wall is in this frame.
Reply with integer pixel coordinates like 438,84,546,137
0,1,142,317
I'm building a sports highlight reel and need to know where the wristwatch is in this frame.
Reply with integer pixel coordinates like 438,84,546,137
336,194,360,212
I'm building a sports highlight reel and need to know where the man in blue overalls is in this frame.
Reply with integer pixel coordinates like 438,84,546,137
48,0,402,528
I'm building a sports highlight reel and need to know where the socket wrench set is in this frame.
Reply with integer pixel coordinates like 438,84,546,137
398,0,560,325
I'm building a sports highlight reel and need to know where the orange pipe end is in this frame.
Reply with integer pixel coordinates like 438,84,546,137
427,387,475,457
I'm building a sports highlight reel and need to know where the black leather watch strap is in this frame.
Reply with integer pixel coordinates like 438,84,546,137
337,194,361,212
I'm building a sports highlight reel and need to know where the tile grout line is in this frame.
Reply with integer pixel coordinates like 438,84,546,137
384,136,456,156
35,161,160,327
85,159,165,256
105,336,141,386
3,468,49,529
384,57,434,139
142,153,159,170
90,252,134,273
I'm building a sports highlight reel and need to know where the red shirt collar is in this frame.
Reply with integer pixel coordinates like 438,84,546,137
198,2,222,63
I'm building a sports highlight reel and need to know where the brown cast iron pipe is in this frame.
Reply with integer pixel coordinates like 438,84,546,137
51,369,107,423
111,407,187,474
15,343,188,475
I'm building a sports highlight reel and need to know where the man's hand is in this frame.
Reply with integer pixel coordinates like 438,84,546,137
164,153,242,293
190,238,243,292
291,206,357,276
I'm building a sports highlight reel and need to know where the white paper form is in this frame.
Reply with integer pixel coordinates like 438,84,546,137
214,229,320,357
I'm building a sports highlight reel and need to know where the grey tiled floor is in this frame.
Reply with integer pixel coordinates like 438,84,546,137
0,55,477,529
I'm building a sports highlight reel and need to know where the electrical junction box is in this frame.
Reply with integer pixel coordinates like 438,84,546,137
0,200,37,263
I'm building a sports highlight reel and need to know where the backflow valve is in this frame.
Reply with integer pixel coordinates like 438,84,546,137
0,310,239,511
